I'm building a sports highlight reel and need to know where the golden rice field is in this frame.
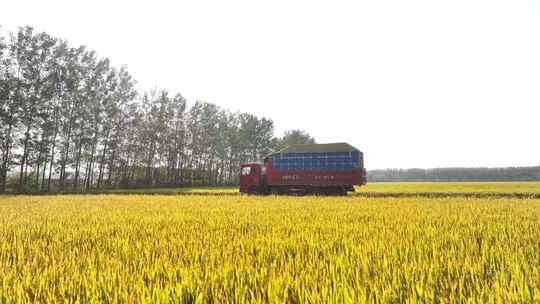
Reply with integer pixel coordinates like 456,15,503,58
1,194,540,303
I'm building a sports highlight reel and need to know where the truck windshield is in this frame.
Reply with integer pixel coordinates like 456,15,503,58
241,167,251,176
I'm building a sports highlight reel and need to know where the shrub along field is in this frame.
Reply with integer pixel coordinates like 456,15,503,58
356,181,540,194
4,181,540,196
101,181,540,196
1,194,540,302
106,186,239,194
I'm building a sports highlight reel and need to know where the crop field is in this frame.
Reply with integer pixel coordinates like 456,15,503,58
1,194,540,303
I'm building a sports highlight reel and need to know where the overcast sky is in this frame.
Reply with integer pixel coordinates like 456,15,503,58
2,0,539,169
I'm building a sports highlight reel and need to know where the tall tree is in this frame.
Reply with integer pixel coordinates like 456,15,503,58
273,129,316,150
57,45,86,190
104,66,137,187
0,27,14,192
44,40,69,191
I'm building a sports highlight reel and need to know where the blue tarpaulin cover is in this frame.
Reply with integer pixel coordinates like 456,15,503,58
270,143,363,172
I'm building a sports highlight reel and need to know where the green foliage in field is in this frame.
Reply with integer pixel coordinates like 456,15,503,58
106,186,239,194
357,181,540,194
103,181,540,195
1,195,540,302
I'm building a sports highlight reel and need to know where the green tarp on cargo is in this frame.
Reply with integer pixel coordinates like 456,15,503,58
276,142,361,154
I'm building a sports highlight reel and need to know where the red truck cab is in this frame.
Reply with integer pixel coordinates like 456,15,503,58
239,163,264,194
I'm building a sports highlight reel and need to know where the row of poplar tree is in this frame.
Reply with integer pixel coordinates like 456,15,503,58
0,26,315,193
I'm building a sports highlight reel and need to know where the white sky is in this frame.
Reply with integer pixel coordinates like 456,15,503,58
2,0,539,169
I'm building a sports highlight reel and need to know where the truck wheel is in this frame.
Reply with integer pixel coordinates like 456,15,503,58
247,187,258,195
270,187,281,195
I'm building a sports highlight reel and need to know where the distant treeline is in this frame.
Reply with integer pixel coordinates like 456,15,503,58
0,26,315,193
368,166,540,182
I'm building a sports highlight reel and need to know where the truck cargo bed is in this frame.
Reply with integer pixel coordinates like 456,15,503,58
267,143,365,186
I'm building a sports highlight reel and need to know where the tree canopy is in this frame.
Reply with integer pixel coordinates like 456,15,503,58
0,26,315,192
273,129,316,151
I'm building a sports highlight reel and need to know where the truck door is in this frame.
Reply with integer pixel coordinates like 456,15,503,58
240,165,253,192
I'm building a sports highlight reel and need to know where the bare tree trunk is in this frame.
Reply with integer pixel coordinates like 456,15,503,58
40,158,47,192
97,140,108,189
35,154,41,189
60,106,76,190
19,126,31,187
73,136,83,190
85,134,97,190
23,156,29,187
179,153,184,184
47,117,59,192
107,149,116,186
0,114,15,193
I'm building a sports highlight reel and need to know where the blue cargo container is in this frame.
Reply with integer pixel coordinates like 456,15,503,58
270,143,363,172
